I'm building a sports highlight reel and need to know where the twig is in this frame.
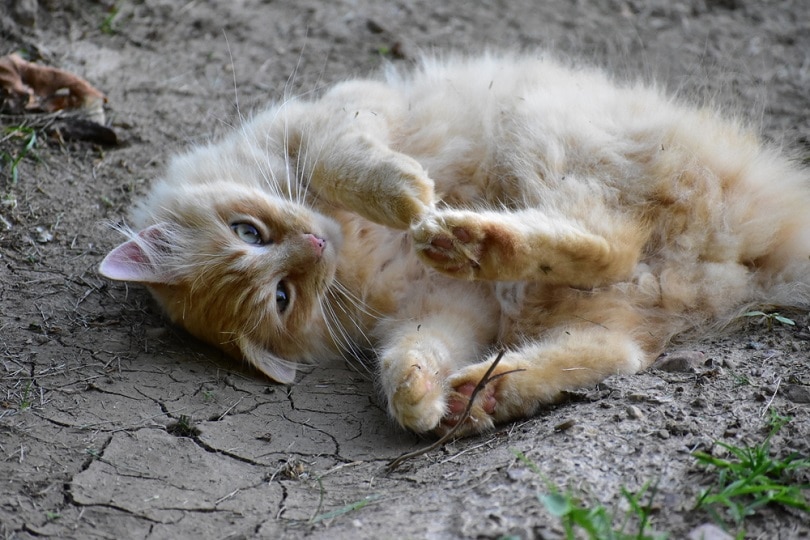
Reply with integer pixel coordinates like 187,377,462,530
214,488,240,506
760,376,782,418
438,437,496,465
217,396,245,421
386,349,522,471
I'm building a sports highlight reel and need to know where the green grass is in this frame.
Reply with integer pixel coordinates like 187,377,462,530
693,411,810,531
166,415,201,437
100,4,120,35
1,125,39,184
514,412,808,539
18,381,33,410
514,450,666,540
538,484,665,540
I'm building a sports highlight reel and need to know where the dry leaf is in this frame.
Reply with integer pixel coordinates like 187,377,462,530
0,53,107,123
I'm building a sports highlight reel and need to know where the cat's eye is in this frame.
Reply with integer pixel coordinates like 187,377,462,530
231,222,264,245
276,281,290,313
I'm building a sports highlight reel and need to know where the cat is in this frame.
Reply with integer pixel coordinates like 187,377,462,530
99,53,810,436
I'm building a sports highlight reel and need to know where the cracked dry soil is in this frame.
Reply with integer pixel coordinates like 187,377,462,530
1,1,810,539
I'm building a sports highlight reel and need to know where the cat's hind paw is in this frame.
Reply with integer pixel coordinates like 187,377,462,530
433,358,519,437
386,352,447,433
434,384,497,437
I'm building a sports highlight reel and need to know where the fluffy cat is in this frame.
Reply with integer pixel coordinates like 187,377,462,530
100,53,810,436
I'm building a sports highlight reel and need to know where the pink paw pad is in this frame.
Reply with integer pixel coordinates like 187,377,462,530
422,226,477,270
451,226,471,243
442,381,497,427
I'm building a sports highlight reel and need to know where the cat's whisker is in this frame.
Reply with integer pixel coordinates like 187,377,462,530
297,129,318,206
326,308,374,378
328,279,387,324
281,117,299,205
321,286,367,345
282,39,307,105
320,280,380,362
318,297,375,378
222,31,245,129
315,296,360,363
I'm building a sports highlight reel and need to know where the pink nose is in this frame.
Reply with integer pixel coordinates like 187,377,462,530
305,233,326,256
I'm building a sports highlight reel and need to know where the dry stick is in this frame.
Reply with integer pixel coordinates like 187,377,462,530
386,349,523,471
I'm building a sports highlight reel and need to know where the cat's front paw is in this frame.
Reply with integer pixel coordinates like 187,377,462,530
372,153,435,229
411,211,493,280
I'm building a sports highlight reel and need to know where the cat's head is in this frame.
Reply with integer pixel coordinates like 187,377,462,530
99,179,343,384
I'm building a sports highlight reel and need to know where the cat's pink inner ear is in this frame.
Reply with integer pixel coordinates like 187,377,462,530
99,225,170,283
99,240,157,282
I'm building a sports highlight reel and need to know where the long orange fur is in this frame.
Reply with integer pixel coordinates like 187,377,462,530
100,54,810,435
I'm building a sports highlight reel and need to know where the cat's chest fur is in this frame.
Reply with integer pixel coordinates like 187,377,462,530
327,209,499,340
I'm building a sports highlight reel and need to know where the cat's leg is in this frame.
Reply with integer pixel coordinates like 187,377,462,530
308,135,434,229
434,326,649,436
292,84,435,229
412,208,645,288
377,284,499,433
377,321,464,433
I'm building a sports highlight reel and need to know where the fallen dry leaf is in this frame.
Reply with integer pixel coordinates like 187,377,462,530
0,53,106,122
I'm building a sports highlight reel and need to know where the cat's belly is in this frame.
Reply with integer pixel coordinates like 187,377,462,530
494,281,527,318
338,217,496,318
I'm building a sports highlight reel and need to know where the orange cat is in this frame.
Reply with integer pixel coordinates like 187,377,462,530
100,54,810,436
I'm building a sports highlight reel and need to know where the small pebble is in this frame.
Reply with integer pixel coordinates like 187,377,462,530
688,523,733,540
34,226,53,243
506,468,533,482
553,419,576,432
626,405,644,420
652,350,704,372
783,384,810,404
691,397,708,409
12,0,38,26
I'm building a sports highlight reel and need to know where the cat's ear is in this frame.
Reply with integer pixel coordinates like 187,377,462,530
238,337,298,384
99,224,175,284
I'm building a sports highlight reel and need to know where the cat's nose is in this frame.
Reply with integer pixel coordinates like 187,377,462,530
304,233,326,256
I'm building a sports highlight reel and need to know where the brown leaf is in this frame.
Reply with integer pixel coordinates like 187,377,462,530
0,53,107,118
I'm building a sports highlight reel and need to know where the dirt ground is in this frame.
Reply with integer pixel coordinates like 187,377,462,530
1,0,809,538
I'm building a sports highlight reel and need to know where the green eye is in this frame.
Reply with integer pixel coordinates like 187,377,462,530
231,222,264,245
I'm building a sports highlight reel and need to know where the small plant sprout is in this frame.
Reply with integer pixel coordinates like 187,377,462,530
166,415,201,437
743,311,795,331
18,381,33,410
100,4,120,35
1,125,39,184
